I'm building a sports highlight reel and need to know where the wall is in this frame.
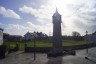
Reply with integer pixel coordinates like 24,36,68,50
25,43,96,53
0,29,3,45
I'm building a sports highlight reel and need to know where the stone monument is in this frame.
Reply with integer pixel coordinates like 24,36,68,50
47,9,63,57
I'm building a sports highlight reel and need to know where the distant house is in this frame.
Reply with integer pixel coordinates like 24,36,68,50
24,32,38,41
84,31,96,42
24,32,48,41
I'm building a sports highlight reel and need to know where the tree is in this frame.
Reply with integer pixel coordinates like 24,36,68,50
72,31,81,41
72,31,81,37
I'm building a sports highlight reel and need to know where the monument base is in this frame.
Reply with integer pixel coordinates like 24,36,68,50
47,48,64,57
47,52,64,57
47,50,76,57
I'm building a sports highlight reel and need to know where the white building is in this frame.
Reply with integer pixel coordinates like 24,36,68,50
24,32,38,41
85,31,96,42
0,28,3,45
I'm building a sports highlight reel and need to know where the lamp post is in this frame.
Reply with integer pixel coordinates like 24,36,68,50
34,38,36,60
85,30,88,59
33,32,38,60
24,36,27,50
86,31,88,54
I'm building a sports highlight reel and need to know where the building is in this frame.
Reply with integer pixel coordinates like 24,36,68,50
0,28,3,45
85,31,96,42
24,32,48,41
24,32,37,41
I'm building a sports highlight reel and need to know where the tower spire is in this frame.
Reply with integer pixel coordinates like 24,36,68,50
56,8,58,13
53,7,60,17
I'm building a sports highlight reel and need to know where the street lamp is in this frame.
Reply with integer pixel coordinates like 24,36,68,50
86,31,88,53
85,30,88,59
33,38,36,60
24,36,27,49
33,32,38,60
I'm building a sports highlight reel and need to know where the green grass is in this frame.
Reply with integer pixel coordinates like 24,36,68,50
3,42,25,51
4,40,92,51
62,40,92,46
26,41,52,47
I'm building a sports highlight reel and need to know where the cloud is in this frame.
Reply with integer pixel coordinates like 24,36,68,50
60,0,96,35
19,5,53,19
19,5,54,25
18,0,96,35
5,22,52,35
7,24,25,30
0,6,21,19
0,22,4,25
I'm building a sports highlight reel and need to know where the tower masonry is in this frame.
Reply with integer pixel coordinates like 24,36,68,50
52,9,63,54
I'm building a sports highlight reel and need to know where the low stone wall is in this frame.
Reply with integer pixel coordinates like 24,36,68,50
25,47,52,53
25,43,96,53
63,43,96,50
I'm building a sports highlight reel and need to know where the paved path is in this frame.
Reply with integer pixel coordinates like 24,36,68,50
0,48,96,64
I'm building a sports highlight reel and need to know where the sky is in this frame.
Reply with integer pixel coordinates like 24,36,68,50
0,0,96,36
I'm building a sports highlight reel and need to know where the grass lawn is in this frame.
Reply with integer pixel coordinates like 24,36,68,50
4,40,92,51
62,40,92,46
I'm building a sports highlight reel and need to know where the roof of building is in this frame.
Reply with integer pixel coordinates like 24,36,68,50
25,32,38,37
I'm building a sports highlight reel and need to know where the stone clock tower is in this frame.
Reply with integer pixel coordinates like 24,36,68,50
52,9,63,56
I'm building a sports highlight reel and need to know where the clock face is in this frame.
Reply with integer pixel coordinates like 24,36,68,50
57,16,60,20
53,15,61,22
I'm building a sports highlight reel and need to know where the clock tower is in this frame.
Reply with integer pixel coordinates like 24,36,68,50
52,8,63,56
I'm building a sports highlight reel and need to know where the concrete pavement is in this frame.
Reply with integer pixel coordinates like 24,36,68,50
0,48,96,64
